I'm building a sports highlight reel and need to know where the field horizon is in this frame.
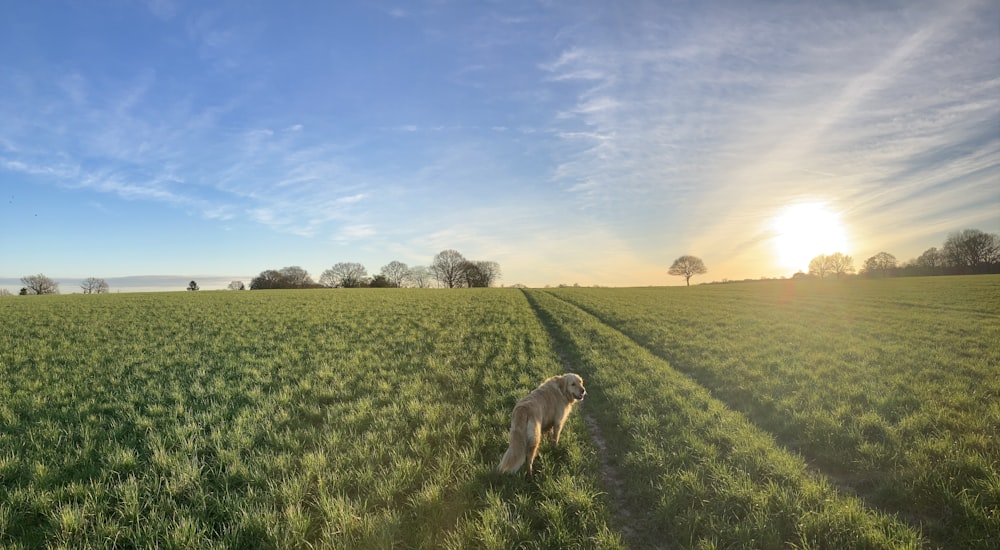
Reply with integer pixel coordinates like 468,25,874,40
1,276,997,548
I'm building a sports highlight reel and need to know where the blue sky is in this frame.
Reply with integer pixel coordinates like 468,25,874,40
2,0,998,291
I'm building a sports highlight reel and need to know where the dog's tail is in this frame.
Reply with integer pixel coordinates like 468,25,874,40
498,405,533,473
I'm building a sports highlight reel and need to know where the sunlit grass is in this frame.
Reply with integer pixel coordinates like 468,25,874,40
1,278,994,547
0,289,620,548
541,275,999,548
525,288,926,548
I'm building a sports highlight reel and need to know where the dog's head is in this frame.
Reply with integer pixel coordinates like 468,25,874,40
560,373,586,402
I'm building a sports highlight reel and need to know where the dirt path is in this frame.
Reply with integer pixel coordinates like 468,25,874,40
579,411,643,547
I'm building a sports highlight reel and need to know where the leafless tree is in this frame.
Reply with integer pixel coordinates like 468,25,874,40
380,261,410,288
320,262,369,288
227,280,246,290
20,274,59,295
943,229,1000,271
408,266,434,288
827,252,855,279
475,260,501,287
251,270,285,289
668,256,707,286
431,249,467,288
914,247,946,269
81,277,110,294
809,253,854,279
460,260,502,287
279,266,316,288
862,252,896,277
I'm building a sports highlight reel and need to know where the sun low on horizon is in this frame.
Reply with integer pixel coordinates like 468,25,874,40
770,202,850,273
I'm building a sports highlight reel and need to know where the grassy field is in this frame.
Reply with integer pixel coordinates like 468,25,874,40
533,276,999,548
0,276,996,548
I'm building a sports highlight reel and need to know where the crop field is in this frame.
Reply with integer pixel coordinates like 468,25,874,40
0,276,997,549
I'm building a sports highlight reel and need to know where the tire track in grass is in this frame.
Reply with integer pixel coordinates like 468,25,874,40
535,288,959,546
521,290,645,548
522,289,926,549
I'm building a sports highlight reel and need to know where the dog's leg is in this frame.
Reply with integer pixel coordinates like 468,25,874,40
526,418,542,474
551,419,564,445
552,407,572,445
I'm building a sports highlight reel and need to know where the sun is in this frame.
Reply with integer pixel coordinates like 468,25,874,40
770,202,848,272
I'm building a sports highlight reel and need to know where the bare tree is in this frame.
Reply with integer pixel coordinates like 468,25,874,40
943,229,1000,272
808,255,831,279
227,280,246,290
914,247,946,269
474,260,501,287
809,253,854,279
81,277,110,294
408,266,434,288
320,262,369,288
460,260,502,287
827,252,855,279
431,249,467,288
279,266,316,288
862,252,896,277
379,261,410,288
251,269,285,289
668,256,707,286
21,274,59,295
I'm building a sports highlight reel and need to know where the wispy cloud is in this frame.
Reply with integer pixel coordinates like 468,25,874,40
538,0,999,276
1,1,995,286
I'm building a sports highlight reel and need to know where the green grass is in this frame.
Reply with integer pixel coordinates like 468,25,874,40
0,290,621,548
538,275,999,548
1,277,996,548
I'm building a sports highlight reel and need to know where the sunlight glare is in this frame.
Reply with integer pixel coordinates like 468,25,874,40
771,202,848,273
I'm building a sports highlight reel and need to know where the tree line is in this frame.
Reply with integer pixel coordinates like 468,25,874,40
9,229,997,295
801,228,1000,280
669,228,998,286
247,249,500,290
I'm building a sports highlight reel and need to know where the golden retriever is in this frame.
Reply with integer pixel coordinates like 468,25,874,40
498,373,586,474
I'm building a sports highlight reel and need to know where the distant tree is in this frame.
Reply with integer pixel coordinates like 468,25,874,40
668,255,707,286
809,253,854,279
249,267,318,289
0,288,12,297
250,269,285,289
320,262,369,288
81,277,110,294
862,252,897,277
459,260,502,287
279,266,316,288
227,280,246,291
21,274,59,295
915,247,946,269
19,288,28,295
474,260,501,287
408,266,434,288
379,261,410,288
808,255,831,279
369,275,392,288
459,261,485,288
187,281,199,291
943,229,1000,272
431,249,467,288
828,252,855,279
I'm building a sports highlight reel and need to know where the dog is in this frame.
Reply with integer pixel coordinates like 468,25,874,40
498,373,586,474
